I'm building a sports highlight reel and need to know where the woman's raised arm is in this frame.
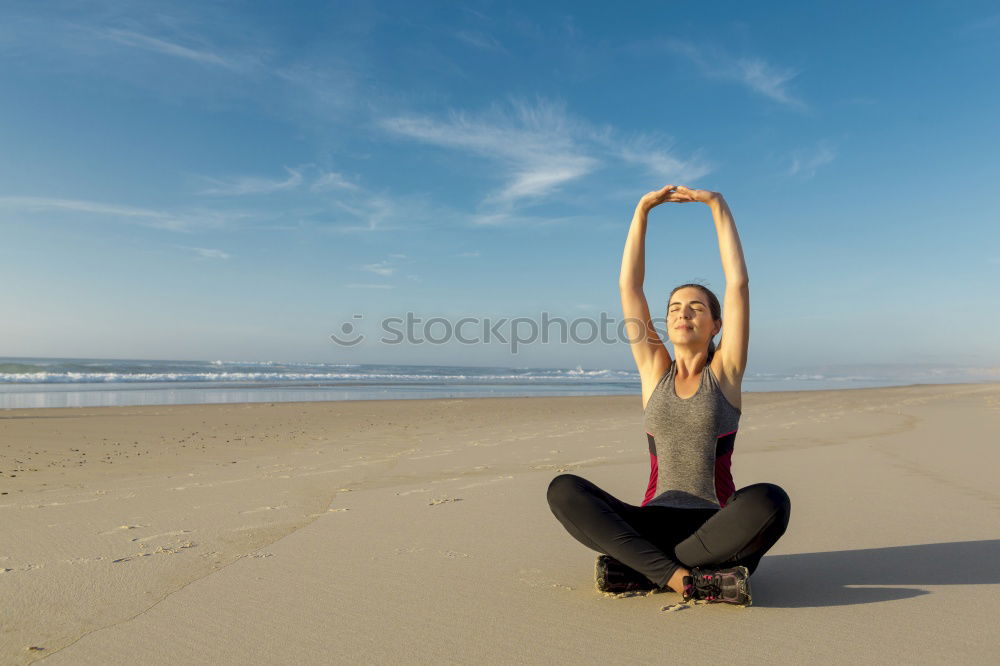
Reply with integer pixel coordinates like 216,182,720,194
619,186,681,381
707,193,750,378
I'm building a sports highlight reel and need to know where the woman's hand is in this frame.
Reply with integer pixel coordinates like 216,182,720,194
638,184,719,211
671,185,719,204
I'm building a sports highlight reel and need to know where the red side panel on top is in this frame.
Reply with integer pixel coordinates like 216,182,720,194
714,430,737,507
641,452,658,507
641,433,658,506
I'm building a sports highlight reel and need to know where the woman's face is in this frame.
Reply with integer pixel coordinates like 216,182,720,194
666,288,717,344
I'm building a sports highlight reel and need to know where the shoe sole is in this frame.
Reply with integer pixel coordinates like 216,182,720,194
594,555,656,593
595,556,610,592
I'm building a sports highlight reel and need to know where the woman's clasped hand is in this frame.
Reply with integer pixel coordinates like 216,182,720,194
638,184,718,210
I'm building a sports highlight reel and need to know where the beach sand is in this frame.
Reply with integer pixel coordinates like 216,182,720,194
2,381,999,664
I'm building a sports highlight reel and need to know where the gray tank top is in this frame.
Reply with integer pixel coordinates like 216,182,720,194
642,361,741,510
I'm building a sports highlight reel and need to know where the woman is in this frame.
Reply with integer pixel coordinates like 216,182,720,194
546,185,791,606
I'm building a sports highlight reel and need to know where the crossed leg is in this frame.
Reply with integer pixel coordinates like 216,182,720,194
546,474,791,589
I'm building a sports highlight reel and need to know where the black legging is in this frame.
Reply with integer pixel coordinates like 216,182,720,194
546,474,791,589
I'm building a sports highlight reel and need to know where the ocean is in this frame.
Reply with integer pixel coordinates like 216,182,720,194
0,357,996,409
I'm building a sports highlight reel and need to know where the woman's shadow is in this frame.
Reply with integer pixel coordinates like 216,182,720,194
748,539,1000,607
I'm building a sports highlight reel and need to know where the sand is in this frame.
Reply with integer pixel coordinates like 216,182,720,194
2,381,999,664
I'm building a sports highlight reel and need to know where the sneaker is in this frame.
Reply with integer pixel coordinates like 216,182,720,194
594,555,657,593
681,566,752,606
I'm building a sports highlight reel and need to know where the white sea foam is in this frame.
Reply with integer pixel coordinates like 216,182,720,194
0,357,994,410
0,368,638,385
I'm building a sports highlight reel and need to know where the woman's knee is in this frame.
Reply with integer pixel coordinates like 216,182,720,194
546,473,585,510
736,483,791,525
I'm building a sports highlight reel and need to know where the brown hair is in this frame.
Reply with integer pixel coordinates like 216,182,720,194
667,283,722,363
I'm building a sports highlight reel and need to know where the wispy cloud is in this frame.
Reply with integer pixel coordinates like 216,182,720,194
99,28,241,70
199,166,304,195
460,8,490,21
311,171,360,192
455,30,506,53
0,196,242,232
345,283,395,289
20,17,362,126
378,96,709,223
361,261,396,277
602,131,713,184
0,196,165,219
249,184,444,235
466,211,599,228
197,165,361,197
359,253,410,282
788,141,837,178
380,97,598,208
494,158,595,203
664,40,806,110
0,187,417,237
325,196,399,233
181,246,231,259
454,250,480,257
737,58,803,108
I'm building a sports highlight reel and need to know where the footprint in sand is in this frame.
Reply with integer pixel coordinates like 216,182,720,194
112,554,153,563
239,506,288,514
457,475,514,490
25,498,100,508
132,530,193,543
393,546,425,555
428,497,462,506
429,477,462,484
99,524,147,535
395,488,431,496
113,541,196,562
516,568,575,591
153,542,196,555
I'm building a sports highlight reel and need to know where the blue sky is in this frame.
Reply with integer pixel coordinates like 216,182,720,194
1,0,998,372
